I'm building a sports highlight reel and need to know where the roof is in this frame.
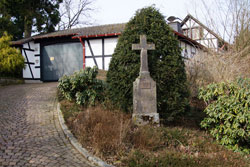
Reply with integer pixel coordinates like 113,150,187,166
12,22,204,50
12,37,34,45
73,23,126,38
12,23,126,45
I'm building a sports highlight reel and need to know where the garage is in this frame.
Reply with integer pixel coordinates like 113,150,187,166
41,42,83,81
12,23,126,82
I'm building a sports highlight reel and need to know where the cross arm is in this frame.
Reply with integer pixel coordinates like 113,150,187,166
132,44,141,50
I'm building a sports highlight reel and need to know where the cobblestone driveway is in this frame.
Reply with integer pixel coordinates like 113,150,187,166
0,83,92,167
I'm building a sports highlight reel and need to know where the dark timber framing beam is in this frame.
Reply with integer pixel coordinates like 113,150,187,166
86,39,98,68
85,55,112,58
102,38,105,69
23,48,34,79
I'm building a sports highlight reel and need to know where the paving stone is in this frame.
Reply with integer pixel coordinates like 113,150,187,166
0,83,92,167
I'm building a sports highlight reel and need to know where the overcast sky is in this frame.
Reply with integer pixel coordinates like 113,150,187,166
87,0,232,41
91,0,205,25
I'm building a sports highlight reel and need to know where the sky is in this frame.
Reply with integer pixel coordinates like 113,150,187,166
88,0,233,42
90,0,196,25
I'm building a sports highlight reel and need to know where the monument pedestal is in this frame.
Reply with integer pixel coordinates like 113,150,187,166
132,72,159,125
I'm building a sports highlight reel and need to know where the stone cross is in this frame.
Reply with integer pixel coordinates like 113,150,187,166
132,35,159,126
132,35,155,73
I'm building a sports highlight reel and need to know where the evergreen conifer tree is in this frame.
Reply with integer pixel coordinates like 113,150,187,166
107,6,189,121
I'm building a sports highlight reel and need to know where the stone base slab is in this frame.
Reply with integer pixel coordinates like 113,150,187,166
132,113,160,126
25,80,43,84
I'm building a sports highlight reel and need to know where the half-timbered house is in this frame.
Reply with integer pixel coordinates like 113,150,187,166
180,14,227,51
12,19,206,82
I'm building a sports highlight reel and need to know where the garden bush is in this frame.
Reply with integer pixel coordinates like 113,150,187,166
199,78,250,153
58,67,106,106
0,32,25,77
107,6,189,121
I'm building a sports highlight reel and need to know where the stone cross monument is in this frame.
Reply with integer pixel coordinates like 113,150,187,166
132,35,159,125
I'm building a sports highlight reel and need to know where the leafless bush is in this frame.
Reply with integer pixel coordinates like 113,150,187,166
185,48,250,97
185,0,250,98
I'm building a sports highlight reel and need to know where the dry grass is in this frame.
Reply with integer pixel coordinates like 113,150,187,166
65,104,132,158
58,47,250,166
59,100,250,167
185,48,250,97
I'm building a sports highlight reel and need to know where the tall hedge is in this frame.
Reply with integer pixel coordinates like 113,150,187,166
0,32,25,77
106,6,189,121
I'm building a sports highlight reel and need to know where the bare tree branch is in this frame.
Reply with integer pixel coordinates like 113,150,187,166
58,0,95,30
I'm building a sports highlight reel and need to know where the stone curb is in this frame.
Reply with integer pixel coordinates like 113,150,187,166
57,103,115,167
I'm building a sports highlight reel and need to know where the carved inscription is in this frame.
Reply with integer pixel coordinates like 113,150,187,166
139,81,151,89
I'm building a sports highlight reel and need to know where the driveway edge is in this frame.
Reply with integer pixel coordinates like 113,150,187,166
57,103,114,167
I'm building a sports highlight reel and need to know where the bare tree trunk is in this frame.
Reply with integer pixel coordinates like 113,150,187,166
24,16,32,38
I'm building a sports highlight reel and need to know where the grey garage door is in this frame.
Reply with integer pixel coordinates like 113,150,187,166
42,42,83,81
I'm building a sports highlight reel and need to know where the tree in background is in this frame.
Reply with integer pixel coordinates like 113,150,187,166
0,32,25,77
58,0,95,30
191,0,250,52
107,6,189,122
0,0,62,39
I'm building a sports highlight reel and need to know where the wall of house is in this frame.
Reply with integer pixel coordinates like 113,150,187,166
182,19,219,51
22,41,41,80
20,37,204,81
180,41,202,59
85,37,118,70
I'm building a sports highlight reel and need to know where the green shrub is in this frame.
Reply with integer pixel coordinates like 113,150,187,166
199,78,250,153
58,67,106,106
58,75,74,100
107,6,189,121
0,32,25,77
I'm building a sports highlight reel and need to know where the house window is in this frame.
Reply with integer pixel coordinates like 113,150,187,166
184,49,188,58
183,27,203,40
192,27,203,40
183,29,190,38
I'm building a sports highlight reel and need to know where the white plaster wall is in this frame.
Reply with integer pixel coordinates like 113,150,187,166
180,41,199,59
198,38,218,50
104,38,117,69
95,58,102,69
86,39,102,56
85,37,118,70
85,39,102,69
104,57,112,70
85,58,96,68
22,41,40,79
23,63,32,78
104,38,118,55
